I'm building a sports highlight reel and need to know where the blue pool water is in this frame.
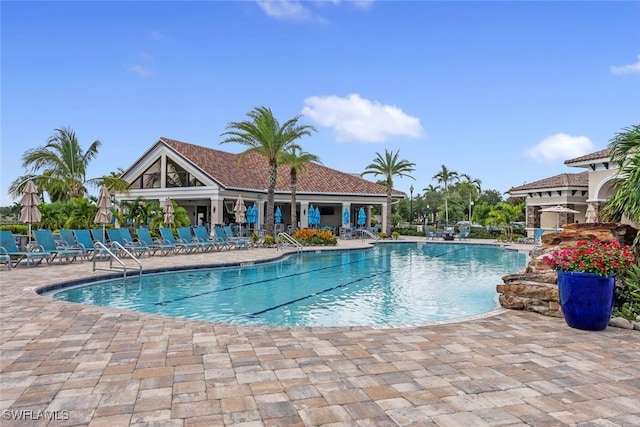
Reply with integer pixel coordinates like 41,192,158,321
52,243,527,327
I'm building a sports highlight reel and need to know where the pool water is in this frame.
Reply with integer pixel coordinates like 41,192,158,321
53,243,527,327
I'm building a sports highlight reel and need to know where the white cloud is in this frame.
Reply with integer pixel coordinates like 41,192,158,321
302,93,423,143
128,64,153,78
611,54,640,75
524,133,595,164
138,52,154,61
255,0,313,21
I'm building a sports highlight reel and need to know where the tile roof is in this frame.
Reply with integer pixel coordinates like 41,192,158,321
509,171,588,192
160,137,403,196
564,148,610,165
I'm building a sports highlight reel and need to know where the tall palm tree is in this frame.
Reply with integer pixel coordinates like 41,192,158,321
601,124,640,233
10,127,101,202
279,146,321,232
221,107,316,236
422,184,441,225
362,149,416,235
432,164,459,227
91,168,131,195
459,173,482,223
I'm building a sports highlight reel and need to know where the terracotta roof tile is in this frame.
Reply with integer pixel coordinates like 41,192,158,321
564,148,610,165
160,137,402,196
509,171,588,192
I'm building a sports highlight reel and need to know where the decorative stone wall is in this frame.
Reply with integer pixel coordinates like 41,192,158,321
496,222,638,318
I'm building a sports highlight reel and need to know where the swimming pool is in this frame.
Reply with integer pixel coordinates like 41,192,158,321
52,243,527,327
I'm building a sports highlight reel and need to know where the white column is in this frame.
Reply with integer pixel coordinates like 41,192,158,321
160,155,167,188
257,200,265,230
381,202,388,233
210,197,222,225
300,202,309,229
366,206,372,228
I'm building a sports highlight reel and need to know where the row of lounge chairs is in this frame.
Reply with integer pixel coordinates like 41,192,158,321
0,225,252,269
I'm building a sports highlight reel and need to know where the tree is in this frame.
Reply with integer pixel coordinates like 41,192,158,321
362,149,416,235
92,168,131,195
432,165,459,227
487,202,524,242
221,107,316,236
601,124,640,236
422,184,442,224
279,146,321,232
459,173,482,223
10,127,101,202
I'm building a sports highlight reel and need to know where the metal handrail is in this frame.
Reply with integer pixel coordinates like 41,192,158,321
92,241,142,278
358,229,380,241
277,232,303,252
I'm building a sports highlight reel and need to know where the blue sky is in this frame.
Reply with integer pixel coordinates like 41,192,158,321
2,1,639,206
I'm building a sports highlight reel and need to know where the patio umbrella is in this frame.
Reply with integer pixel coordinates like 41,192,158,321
164,198,175,227
20,180,42,243
94,186,113,243
246,205,257,224
342,208,350,226
275,206,282,224
540,205,579,230
357,207,366,227
234,195,247,224
314,206,321,227
308,205,315,226
585,204,597,224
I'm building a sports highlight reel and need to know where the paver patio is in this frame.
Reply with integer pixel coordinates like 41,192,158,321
1,238,638,426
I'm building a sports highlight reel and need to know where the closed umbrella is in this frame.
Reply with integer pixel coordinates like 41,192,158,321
20,180,42,243
164,198,175,227
246,205,257,224
585,204,597,224
234,195,247,224
94,186,113,243
540,205,580,230
357,207,366,227
342,208,350,226
314,206,321,227
275,206,282,224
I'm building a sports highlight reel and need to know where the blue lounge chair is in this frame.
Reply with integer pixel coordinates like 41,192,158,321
59,229,89,259
73,229,105,259
159,227,197,253
193,226,221,251
91,227,108,245
0,230,52,267
107,228,151,258
177,227,205,252
529,228,544,244
213,226,236,249
136,227,175,256
33,229,82,264
223,225,249,248
0,247,12,270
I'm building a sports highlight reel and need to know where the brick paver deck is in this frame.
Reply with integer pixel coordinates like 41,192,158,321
1,239,638,426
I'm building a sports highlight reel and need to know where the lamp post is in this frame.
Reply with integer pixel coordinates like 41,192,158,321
469,198,474,225
409,185,414,223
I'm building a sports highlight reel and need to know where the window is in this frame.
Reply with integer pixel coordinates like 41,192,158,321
166,158,204,188
131,158,161,189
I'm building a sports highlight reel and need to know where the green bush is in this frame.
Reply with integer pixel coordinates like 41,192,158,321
391,231,400,240
614,263,640,321
378,232,388,239
263,234,275,245
0,225,29,235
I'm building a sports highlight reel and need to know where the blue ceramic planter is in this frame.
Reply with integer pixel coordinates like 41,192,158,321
557,271,616,331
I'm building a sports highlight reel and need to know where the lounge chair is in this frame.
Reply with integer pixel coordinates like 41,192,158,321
213,226,236,249
177,227,205,252
73,229,106,259
223,225,249,248
107,228,151,258
59,229,90,259
91,227,108,245
193,226,222,251
136,227,175,256
0,231,51,267
33,229,82,264
159,227,197,253
529,228,544,244
458,226,470,241
0,247,12,270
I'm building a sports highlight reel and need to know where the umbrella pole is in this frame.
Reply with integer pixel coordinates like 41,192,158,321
103,224,106,244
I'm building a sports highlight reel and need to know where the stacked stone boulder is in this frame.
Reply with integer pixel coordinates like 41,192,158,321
496,222,638,321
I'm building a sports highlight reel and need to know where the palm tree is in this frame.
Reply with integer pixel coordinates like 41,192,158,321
601,124,640,234
10,127,101,202
221,107,317,236
279,146,321,232
362,149,416,235
422,184,441,225
91,168,131,195
459,173,482,224
487,202,523,242
432,164,459,227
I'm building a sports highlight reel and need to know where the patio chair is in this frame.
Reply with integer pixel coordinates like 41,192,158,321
159,227,196,254
0,247,12,270
213,226,236,250
59,229,90,259
73,229,107,260
223,225,249,248
107,228,151,258
136,227,175,256
192,226,221,251
458,226,470,241
176,227,205,252
529,228,544,244
0,230,51,267
91,227,108,245
33,229,82,264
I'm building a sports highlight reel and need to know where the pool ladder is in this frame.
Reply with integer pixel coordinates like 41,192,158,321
277,232,303,252
92,241,142,278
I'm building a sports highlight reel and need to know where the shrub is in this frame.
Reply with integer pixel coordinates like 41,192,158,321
614,263,640,321
263,234,275,245
392,231,400,240
378,232,388,239
250,232,259,243
292,229,337,246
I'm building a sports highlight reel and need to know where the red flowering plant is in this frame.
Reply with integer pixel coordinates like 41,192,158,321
544,239,635,278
